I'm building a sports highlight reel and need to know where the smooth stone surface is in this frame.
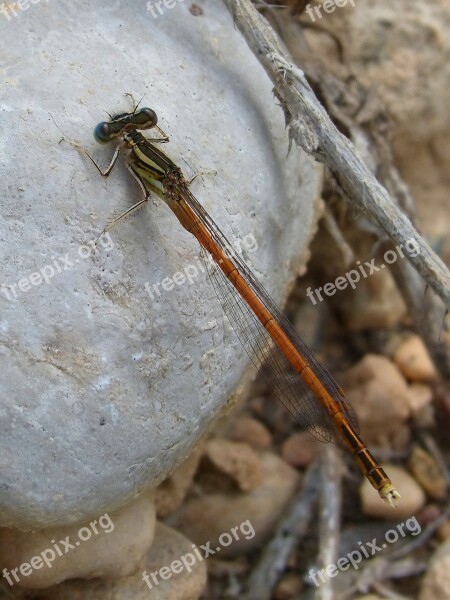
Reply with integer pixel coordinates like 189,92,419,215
360,465,425,519
0,0,321,529
0,492,155,589
281,430,322,468
200,439,263,492
393,335,438,382
341,354,411,449
225,415,272,449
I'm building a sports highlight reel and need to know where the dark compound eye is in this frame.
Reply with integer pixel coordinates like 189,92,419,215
93,121,111,143
136,108,158,129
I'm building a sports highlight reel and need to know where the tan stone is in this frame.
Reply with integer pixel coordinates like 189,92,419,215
226,416,272,449
200,439,263,492
341,354,411,448
393,336,437,382
171,452,300,558
281,431,322,468
337,269,406,332
408,383,435,427
155,444,203,517
360,465,425,519
28,522,206,600
0,492,156,589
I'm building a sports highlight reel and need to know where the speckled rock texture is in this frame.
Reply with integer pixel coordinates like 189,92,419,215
0,0,321,529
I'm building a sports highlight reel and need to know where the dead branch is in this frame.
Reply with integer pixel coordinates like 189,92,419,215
221,0,450,310
241,459,321,600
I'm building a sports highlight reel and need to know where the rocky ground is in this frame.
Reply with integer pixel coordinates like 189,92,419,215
1,1,449,599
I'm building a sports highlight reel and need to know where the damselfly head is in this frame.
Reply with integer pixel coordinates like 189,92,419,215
94,108,158,144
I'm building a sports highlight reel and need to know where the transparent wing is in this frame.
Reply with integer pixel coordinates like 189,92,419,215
202,247,335,441
180,186,359,443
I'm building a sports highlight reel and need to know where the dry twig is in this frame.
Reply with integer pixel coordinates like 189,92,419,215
316,446,342,600
221,0,450,310
339,503,450,598
241,459,321,600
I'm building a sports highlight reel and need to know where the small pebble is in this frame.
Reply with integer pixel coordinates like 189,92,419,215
226,416,272,449
341,354,411,449
201,439,262,492
281,431,322,468
360,464,425,519
408,446,448,500
393,335,437,382
408,383,435,428
170,452,300,558
337,268,406,331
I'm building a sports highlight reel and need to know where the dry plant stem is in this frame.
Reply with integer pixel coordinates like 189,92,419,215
221,0,450,310
342,504,450,598
317,446,342,600
390,503,450,558
323,206,354,267
420,433,450,486
340,555,427,600
241,459,321,600
274,15,450,379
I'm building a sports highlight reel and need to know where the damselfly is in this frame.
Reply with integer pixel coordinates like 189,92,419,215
88,105,400,506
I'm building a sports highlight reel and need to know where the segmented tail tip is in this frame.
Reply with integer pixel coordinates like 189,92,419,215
380,483,401,507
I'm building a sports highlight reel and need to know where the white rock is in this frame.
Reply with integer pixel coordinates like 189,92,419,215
0,0,321,529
